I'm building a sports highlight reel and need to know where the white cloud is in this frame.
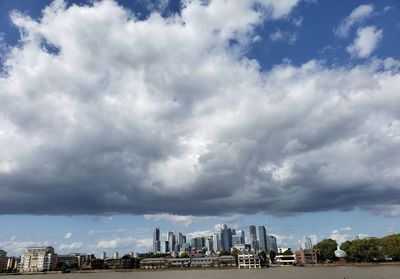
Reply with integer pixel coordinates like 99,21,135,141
0,0,400,219
144,214,196,227
96,236,151,251
59,242,83,251
135,238,153,250
270,29,297,44
346,26,383,58
64,232,72,239
335,4,375,37
330,227,353,244
357,233,369,239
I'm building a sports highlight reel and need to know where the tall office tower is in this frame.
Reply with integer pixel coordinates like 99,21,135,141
205,236,214,252
305,237,313,249
238,230,245,244
232,234,241,246
221,225,233,252
161,241,169,253
177,232,182,245
168,231,176,253
258,226,267,252
232,230,245,246
191,237,205,251
213,232,221,252
101,252,106,259
249,225,258,251
113,252,119,259
267,235,278,252
153,227,161,253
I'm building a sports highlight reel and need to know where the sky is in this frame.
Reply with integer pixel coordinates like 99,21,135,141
0,0,400,257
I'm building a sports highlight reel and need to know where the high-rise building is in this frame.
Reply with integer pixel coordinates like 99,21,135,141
232,230,245,246
113,252,119,259
168,231,176,253
258,226,267,252
213,232,221,252
161,241,169,253
100,252,106,260
205,236,213,252
305,237,313,250
221,225,233,252
249,225,258,251
191,237,205,251
177,232,186,246
267,235,278,252
20,247,57,273
153,227,161,253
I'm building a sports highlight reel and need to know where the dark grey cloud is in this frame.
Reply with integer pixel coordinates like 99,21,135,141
1,0,400,217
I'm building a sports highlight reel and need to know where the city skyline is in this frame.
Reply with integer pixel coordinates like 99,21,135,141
0,0,400,260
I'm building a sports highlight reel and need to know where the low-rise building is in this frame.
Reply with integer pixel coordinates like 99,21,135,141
190,257,215,267
295,249,319,265
105,258,122,269
56,255,79,270
20,247,57,273
275,254,296,266
238,251,261,269
7,256,19,272
140,258,168,269
0,250,7,272
69,253,90,269
167,258,190,268
80,258,105,270
216,255,236,267
120,254,138,269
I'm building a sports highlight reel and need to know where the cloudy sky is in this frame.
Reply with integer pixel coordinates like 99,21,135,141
0,0,400,256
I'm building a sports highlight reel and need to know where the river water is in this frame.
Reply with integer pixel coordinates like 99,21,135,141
2,266,400,279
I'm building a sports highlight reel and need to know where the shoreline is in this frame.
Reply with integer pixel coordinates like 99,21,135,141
2,262,400,276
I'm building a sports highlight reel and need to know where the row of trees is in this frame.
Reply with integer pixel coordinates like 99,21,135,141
314,234,400,263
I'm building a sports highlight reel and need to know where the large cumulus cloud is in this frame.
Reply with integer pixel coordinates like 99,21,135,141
1,0,400,217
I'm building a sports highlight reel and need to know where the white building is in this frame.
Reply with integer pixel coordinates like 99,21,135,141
238,251,261,269
275,254,296,266
20,247,57,272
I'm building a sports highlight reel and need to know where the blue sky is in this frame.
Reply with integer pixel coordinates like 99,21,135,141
0,0,400,256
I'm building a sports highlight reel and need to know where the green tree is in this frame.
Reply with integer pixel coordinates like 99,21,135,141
282,249,293,255
314,239,337,262
348,238,383,263
180,252,189,258
230,248,239,258
218,250,230,256
259,251,269,267
381,234,400,261
340,240,353,260
269,250,276,263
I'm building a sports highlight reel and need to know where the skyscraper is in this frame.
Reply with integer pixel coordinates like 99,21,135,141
221,225,233,252
305,237,313,249
153,227,160,253
258,225,267,252
213,232,221,252
168,231,175,253
249,225,258,251
161,241,169,253
232,230,245,246
267,235,278,252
